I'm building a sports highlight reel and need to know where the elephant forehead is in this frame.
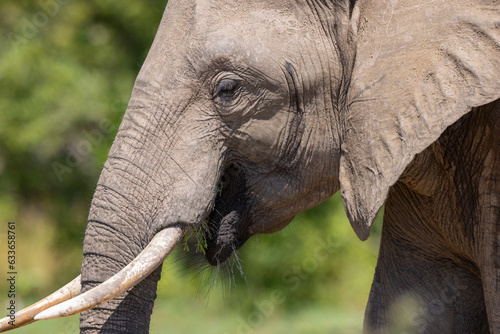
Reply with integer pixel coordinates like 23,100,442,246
194,2,307,60
195,0,302,28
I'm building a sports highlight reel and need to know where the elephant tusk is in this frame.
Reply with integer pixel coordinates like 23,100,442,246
34,225,187,321
0,275,81,332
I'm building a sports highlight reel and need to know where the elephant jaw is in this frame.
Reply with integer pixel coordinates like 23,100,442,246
0,225,187,330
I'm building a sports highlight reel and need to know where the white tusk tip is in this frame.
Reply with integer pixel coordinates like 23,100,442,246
33,304,68,321
33,310,53,321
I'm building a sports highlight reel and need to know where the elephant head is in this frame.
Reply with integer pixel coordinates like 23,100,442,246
2,0,499,333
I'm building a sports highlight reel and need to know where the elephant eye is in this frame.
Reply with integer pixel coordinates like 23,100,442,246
214,79,239,101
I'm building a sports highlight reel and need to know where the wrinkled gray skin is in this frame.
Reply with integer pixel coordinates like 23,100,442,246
79,0,500,333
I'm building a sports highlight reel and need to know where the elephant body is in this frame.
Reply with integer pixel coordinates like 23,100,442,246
367,100,500,333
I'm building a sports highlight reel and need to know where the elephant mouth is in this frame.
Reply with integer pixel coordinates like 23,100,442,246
204,164,250,266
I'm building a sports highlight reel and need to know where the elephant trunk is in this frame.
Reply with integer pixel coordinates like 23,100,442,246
74,101,222,332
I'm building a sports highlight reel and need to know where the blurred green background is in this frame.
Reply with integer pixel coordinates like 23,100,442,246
0,1,381,333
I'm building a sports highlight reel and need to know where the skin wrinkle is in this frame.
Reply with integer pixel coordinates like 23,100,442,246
445,51,481,89
106,156,158,188
110,133,158,171
280,62,306,167
444,115,484,240
106,132,148,151
119,115,151,146
85,217,141,262
120,108,151,134
125,281,159,305
463,19,500,51
108,159,171,211
87,208,144,248
90,187,148,235
294,0,345,110
308,49,329,116
98,166,159,217
280,63,300,158
86,219,137,252
107,154,165,200
314,51,337,140
302,3,340,96
99,183,164,234
305,0,353,108
272,65,298,165
82,252,125,265
152,116,185,169
480,159,500,301
313,11,341,101
156,90,197,133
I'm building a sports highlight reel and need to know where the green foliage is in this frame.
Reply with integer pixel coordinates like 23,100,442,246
0,0,381,332
183,222,209,255
0,0,166,288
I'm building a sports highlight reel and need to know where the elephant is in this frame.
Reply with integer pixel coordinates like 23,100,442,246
1,0,500,333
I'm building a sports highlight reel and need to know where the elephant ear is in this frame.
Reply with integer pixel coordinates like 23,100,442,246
340,0,500,240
